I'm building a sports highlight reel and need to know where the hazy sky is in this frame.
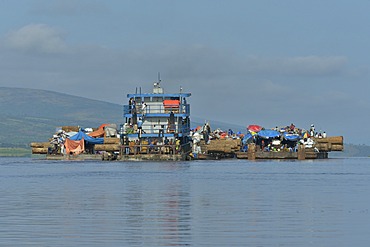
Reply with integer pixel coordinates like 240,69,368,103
1,0,369,144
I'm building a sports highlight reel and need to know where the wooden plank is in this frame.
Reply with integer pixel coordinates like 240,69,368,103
104,137,120,144
256,151,298,159
30,142,50,148
206,139,241,153
62,126,80,132
235,152,248,159
32,147,48,154
315,143,331,152
331,144,344,151
95,144,120,152
314,136,343,144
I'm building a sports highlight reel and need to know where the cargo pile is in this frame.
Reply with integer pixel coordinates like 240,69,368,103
31,124,119,156
95,137,121,152
313,136,344,152
191,122,243,158
190,122,344,160
200,139,241,154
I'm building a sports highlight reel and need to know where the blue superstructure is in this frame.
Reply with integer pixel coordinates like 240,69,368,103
120,82,192,158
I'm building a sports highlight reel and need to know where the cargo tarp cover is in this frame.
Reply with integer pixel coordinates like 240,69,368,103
88,123,109,138
88,128,105,138
163,100,180,108
242,133,253,145
69,131,104,144
257,129,280,139
105,124,117,137
283,133,301,141
65,138,85,155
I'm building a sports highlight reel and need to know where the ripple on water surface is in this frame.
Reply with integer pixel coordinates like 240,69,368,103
0,157,370,246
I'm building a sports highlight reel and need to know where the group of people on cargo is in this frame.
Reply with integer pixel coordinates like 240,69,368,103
122,136,181,155
191,122,327,155
256,123,325,153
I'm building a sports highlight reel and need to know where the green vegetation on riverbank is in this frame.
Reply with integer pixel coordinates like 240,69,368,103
0,148,31,157
1,87,370,157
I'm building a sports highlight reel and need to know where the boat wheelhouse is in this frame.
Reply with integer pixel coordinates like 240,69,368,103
120,82,192,160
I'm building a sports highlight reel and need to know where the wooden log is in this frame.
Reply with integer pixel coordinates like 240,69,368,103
315,143,331,152
140,141,149,153
313,138,327,143
304,148,318,159
298,145,305,160
62,126,80,132
326,136,343,144
305,152,317,159
104,137,120,144
30,142,50,148
255,151,298,159
94,144,120,152
235,152,248,159
247,143,256,160
32,147,48,154
207,139,240,153
129,141,135,154
248,152,256,160
314,136,343,144
331,144,344,151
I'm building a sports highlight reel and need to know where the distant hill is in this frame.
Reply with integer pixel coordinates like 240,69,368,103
0,87,122,147
330,144,370,158
0,87,243,148
0,87,369,157
191,116,245,133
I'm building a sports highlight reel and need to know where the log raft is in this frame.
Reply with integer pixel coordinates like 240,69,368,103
198,139,241,159
236,136,343,160
313,136,344,152
30,142,50,154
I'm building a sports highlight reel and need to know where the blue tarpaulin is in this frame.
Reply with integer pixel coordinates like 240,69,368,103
257,129,280,139
283,133,301,141
242,133,253,145
69,131,104,144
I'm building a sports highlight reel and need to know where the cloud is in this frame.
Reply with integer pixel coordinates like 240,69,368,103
135,47,348,81
245,55,348,76
0,38,367,143
4,24,67,54
30,0,109,16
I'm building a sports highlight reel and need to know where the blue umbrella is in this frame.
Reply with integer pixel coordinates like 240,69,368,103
257,129,280,139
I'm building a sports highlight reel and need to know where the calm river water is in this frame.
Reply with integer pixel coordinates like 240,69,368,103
1,157,370,246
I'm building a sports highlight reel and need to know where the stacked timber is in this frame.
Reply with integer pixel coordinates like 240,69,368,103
203,138,241,154
303,147,317,159
235,151,248,159
95,144,120,152
199,140,208,153
247,143,256,160
30,142,49,154
62,126,80,132
103,137,120,144
95,137,121,152
313,136,344,152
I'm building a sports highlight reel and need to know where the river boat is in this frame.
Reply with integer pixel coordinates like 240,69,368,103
119,81,192,161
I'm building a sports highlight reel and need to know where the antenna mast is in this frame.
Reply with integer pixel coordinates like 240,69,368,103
153,72,164,94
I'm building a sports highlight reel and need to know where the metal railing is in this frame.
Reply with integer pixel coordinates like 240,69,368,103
136,125,191,136
123,104,190,115
120,143,190,155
